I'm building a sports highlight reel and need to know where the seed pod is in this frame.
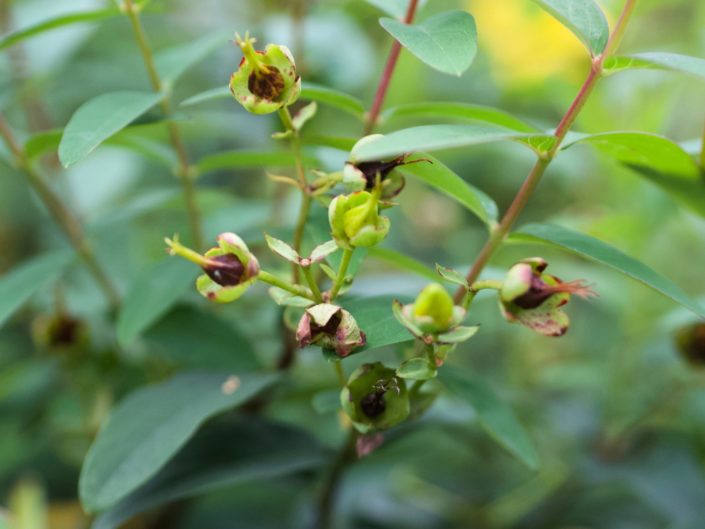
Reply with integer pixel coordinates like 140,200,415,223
229,33,301,114
676,322,705,367
499,258,595,336
165,232,259,303
340,362,410,433
296,303,366,357
328,190,390,249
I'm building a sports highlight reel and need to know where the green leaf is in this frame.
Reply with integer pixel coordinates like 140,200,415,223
58,91,162,167
0,9,120,51
440,365,539,469
400,153,498,227
383,102,539,132
531,0,609,56
116,258,197,347
179,86,230,107
352,124,537,161
511,223,705,319
562,132,700,176
397,357,436,380
380,11,477,76
300,83,366,120
367,247,439,282
345,296,413,352
91,417,325,529
365,0,427,19
264,234,300,264
309,240,339,264
604,52,705,80
155,32,229,86
562,132,705,218
437,325,480,344
79,371,280,513
435,264,468,288
303,135,357,152
292,102,317,131
0,251,73,328
197,150,317,174
144,305,260,371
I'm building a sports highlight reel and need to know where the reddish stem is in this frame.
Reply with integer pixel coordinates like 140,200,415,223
363,0,420,135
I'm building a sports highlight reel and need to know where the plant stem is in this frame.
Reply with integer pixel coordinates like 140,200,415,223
334,361,346,387
314,429,356,529
258,270,315,299
453,0,638,304
0,114,120,307
123,0,204,250
363,0,420,135
329,248,354,300
302,265,323,302
700,117,705,170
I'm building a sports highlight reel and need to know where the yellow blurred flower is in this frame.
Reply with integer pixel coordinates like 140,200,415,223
468,0,592,86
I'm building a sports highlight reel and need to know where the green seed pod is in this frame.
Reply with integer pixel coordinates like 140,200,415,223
296,303,366,357
328,190,390,249
165,232,259,303
340,362,409,433
499,258,595,336
229,33,301,114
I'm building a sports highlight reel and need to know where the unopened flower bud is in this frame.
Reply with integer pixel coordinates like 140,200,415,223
229,33,301,114
340,362,409,433
165,232,259,303
328,190,390,249
296,303,366,357
500,257,595,336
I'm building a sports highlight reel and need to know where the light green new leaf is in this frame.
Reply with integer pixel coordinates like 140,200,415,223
346,296,413,352
383,102,539,132
0,251,73,328
440,365,539,470
58,91,162,167
91,417,325,529
400,153,498,227
367,248,439,282
352,124,535,161
116,258,198,347
0,8,120,51
155,32,229,86
604,52,705,80
380,11,477,76
511,223,705,319
300,83,365,120
531,0,609,56
79,371,280,513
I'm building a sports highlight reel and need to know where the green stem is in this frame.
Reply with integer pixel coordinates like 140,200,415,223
700,117,705,170
123,0,204,250
453,0,638,304
258,269,315,299
0,114,120,308
334,361,346,387
302,265,323,303
329,248,354,300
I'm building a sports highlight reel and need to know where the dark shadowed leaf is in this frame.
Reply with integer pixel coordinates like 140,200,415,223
440,365,539,469
367,248,439,282
79,371,280,513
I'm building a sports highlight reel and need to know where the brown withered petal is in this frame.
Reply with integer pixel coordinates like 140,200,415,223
248,66,286,100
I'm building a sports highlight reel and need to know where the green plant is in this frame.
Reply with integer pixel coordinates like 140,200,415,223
2,0,705,528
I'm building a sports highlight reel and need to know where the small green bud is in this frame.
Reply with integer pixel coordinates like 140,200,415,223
296,303,366,357
412,283,455,332
165,232,259,303
500,258,595,336
229,33,301,114
340,362,409,433
328,190,390,249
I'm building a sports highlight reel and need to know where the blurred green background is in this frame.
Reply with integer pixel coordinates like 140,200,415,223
2,0,705,528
